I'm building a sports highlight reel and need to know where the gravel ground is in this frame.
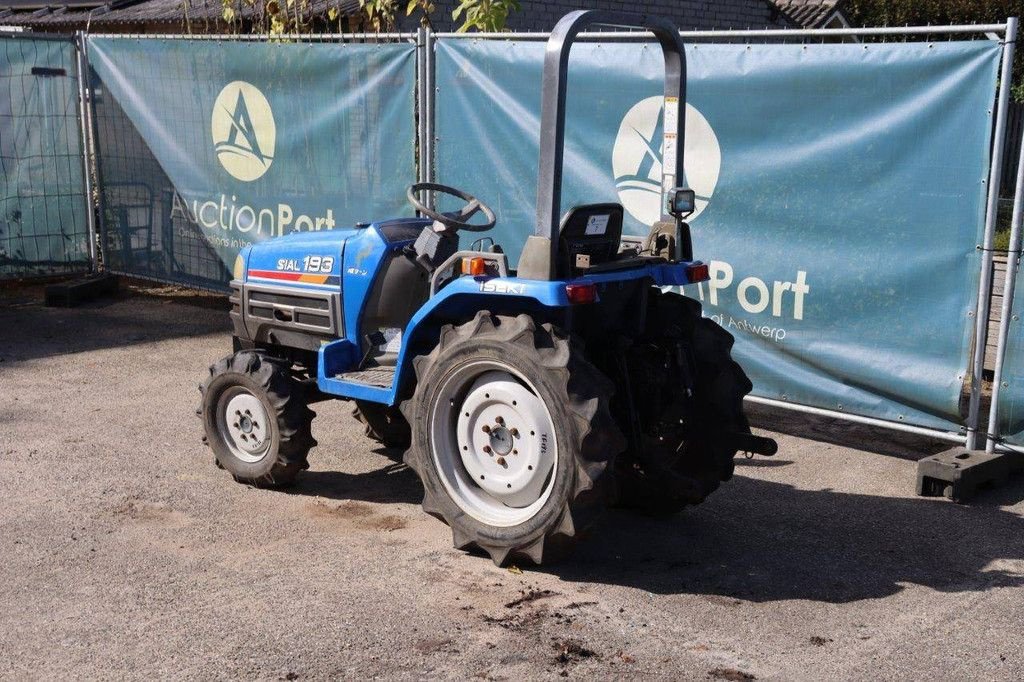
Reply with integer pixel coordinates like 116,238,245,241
2,281,1024,681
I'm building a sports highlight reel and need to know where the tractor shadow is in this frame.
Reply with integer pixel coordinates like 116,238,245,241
289,449,1024,604
544,473,1024,603
289,450,423,505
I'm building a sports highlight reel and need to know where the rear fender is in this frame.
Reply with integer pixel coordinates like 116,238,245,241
392,276,571,403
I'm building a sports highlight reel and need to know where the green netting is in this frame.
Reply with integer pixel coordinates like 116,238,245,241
0,36,90,279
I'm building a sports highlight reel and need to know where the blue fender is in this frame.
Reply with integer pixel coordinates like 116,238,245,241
316,260,704,406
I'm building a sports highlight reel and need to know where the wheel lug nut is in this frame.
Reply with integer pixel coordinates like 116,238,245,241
481,425,491,433
495,416,504,425
510,428,519,438
496,457,506,466
483,445,492,454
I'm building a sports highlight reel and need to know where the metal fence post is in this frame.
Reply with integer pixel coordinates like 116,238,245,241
416,26,426,187
74,30,99,273
967,16,1018,450
425,26,435,209
987,117,1024,451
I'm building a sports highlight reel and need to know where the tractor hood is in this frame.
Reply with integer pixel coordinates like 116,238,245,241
240,227,360,288
247,228,361,263
237,218,430,290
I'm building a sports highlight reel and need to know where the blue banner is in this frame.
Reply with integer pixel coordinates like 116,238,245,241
435,38,1000,432
87,38,416,289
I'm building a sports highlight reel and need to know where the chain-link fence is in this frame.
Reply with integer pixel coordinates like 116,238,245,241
0,34,90,280
85,35,417,292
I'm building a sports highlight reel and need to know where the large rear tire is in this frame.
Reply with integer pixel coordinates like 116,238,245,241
199,351,316,487
614,289,752,514
401,312,625,566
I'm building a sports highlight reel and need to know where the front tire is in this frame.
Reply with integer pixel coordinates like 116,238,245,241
401,312,625,566
199,351,316,487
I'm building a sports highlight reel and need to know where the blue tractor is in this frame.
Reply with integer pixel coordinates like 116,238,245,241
199,10,776,565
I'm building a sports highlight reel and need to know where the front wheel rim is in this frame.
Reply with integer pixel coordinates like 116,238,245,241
215,387,272,464
429,361,558,528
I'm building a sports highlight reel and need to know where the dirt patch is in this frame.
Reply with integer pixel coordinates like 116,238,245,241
414,637,456,654
482,609,547,632
309,500,375,519
306,500,407,531
111,497,187,526
505,588,558,609
809,636,833,647
708,668,756,681
552,638,599,665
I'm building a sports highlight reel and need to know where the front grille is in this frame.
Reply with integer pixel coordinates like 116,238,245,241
242,283,340,337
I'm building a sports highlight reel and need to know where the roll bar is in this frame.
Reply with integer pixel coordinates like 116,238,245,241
517,10,688,280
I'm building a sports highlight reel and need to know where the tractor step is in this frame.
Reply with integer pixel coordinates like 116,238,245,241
916,447,1024,503
334,366,395,388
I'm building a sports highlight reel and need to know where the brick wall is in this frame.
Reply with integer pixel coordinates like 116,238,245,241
406,1,793,33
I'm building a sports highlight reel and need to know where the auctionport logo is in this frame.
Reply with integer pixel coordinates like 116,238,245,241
612,96,721,226
211,81,276,182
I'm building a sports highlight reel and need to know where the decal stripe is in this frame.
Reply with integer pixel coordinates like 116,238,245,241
248,269,339,286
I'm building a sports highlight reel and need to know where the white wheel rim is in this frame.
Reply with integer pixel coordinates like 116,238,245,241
429,361,558,527
216,388,272,463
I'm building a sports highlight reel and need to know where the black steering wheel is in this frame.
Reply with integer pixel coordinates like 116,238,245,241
407,182,496,233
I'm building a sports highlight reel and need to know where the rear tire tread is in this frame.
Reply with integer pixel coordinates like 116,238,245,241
401,312,625,566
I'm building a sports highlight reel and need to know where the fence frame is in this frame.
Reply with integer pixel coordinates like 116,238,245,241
0,29,94,279
53,21,1023,448
82,31,417,291
428,20,1016,446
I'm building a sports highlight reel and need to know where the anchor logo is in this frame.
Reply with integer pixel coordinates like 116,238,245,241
211,81,276,182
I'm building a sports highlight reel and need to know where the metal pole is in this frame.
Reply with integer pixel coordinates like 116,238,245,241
80,32,111,274
986,120,1024,452
87,32,418,41
416,26,426,189
967,16,1017,450
745,396,968,444
74,31,98,272
432,24,1007,40
424,26,435,209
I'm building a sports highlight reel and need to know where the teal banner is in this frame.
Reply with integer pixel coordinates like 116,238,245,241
435,39,1000,432
87,38,416,288
0,37,89,279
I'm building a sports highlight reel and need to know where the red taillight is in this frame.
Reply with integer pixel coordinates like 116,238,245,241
686,262,710,283
565,283,598,305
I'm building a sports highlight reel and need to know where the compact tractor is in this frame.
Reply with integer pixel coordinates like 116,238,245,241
199,10,777,565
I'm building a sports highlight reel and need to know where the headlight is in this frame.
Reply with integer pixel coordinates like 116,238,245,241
232,254,245,281
668,187,696,218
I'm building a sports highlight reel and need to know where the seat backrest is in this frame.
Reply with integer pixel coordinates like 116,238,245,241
557,203,624,278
